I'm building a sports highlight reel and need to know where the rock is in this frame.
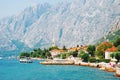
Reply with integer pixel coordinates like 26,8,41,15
99,67,105,71
105,66,116,72
80,62,89,66
74,60,82,65
117,63,120,68
40,60,74,65
115,68,120,77
89,63,98,67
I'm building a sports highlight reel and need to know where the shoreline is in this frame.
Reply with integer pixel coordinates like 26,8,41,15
40,59,120,77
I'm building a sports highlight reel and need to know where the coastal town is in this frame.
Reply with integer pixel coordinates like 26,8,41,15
19,37,120,77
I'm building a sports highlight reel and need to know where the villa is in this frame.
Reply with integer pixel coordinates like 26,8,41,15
50,49,64,58
68,45,88,52
105,46,117,59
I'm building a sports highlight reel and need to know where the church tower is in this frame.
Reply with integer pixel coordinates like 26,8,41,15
52,34,55,47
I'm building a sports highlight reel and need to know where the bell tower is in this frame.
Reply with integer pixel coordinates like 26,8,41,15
52,34,55,47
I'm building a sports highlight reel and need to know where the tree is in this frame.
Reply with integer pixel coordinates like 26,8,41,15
71,50,78,57
66,52,71,58
87,45,96,57
114,37,120,47
117,45,120,51
32,52,39,58
63,45,67,50
95,51,104,59
49,46,59,51
110,53,115,58
78,50,85,58
96,42,112,58
77,45,79,47
81,53,89,62
20,52,30,58
61,53,66,59
114,52,120,63
46,52,51,58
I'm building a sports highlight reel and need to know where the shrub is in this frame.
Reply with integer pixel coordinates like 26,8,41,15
89,58,96,63
96,59,101,63
71,51,78,57
20,52,30,58
78,50,85,58
81,53,89,62
114,52,120,63
101,59,110,63
61,53,66,59
95,59,110,63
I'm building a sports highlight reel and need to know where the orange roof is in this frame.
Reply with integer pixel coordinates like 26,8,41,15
102,42,111,46
68,46,88,51
106,46,117,52
50,49,64,53
69,48,77,51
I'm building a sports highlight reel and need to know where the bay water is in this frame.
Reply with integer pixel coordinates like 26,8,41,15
0,59,119,80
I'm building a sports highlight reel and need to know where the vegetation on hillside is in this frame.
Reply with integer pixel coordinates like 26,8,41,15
98,30,120,43
19,34,120,63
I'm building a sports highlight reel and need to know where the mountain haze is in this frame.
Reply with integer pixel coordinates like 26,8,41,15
0,0,120,55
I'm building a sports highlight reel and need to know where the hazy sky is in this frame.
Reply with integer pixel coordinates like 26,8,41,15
0,0,72,19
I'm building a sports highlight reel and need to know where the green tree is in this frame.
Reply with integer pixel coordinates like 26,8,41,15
32,52,39,58
110,53,115,58
71,50,78,57
81,53,89,62
87,45,96,57
49,46,59,51
95,51,104,59
114,52,120,63
78,50,85,58
96,42,112,58
66,52,71,58
61,53,66,59
20,52,30,58
46,52,51,58
117,45,120,51
63,45,67,50
33,49,37,52
114,37,120,47
77,45,79,47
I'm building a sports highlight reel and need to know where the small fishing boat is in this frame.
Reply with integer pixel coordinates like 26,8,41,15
0,57,2,60
19,57,32,63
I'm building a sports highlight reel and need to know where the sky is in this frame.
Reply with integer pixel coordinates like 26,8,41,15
0,0,72,19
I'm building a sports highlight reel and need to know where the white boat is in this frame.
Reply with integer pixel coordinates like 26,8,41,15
7,55,16,60
19,57,32,63
0,57,2,60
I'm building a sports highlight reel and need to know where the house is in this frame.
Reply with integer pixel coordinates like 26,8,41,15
68,46,88,52
105,46,117,59
50,49,64,58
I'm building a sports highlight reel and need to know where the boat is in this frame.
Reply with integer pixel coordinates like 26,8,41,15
19,57,32,63
0,57,2,60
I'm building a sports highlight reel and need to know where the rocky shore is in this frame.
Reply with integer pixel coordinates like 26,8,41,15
40,59,120,77
40,60,74,65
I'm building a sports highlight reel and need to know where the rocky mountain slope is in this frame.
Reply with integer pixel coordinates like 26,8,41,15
98,17,120,42
0,0,120,55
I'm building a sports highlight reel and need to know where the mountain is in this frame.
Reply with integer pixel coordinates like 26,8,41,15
98,17,120,43
0,0,120,55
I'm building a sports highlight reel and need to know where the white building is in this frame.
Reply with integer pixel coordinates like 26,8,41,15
50,49,64,58
105,46,117,59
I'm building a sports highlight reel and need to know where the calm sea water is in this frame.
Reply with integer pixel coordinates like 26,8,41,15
0,59,119,80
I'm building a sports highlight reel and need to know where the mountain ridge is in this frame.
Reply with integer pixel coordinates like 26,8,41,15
0,0,120,55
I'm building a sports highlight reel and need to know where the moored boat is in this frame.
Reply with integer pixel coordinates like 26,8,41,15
19,57,32,63
0,57,2,60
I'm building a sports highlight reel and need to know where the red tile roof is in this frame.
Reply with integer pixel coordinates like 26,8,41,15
102,42,111,46
106,46,117,52
50,49,64,53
